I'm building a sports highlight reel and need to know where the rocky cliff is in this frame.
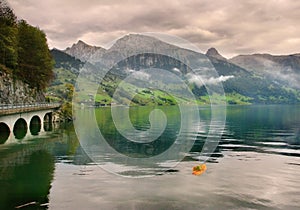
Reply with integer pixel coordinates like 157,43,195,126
64,40,106,62
0,69,45,104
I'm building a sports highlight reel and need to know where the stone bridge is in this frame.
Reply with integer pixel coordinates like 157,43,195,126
0,103,60,144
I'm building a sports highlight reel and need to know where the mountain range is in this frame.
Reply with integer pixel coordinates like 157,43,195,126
49,34,300,105
230,53,300,89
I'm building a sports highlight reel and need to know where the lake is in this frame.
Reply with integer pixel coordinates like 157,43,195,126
0,105,300,209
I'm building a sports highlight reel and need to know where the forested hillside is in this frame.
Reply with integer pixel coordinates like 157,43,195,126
0,0,53,91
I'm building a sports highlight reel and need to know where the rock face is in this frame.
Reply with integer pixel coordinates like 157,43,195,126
0,70,45,104
112,53,190,77
64,40,106,62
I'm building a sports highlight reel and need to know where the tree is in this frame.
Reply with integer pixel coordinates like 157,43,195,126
65,83,74,101
0,0,16,25
0,0,18,68
17,20,54,90
59,83,74,121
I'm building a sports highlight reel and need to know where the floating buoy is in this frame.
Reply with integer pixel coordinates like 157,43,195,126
192,164,207,176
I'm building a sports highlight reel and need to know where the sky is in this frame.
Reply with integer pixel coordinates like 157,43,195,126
7,0,300,58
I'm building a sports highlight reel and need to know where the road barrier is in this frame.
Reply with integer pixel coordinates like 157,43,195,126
0,103,61,116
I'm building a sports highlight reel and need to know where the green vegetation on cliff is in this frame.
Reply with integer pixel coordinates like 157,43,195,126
0,0,54,91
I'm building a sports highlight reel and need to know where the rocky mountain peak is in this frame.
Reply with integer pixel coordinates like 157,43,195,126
109,34,167,52
64,40,106,62
206,47,227,61
77,40,86,45
114,33,197,53
66,40,90,51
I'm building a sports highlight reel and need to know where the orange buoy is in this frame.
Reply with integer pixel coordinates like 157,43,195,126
192,164,207,176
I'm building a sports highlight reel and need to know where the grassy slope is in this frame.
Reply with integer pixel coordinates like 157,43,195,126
47,68,258,105
48,66,300,106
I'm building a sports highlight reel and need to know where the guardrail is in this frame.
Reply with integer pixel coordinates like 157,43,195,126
0,103,61,115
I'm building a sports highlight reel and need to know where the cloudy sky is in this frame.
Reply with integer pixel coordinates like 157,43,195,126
7,0,300,58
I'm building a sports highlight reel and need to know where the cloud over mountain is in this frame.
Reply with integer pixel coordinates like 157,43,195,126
187,73,234,87
8,0,300,57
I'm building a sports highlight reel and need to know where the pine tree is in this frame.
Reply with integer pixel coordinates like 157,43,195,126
17,20,54,90
0,0,18,69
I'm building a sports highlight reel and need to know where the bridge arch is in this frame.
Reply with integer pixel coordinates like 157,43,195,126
29,115,42,136
43,112,52,123
0,122,10,144
13,118,27,140
43,112,53,132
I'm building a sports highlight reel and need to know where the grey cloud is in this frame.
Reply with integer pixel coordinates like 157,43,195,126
7,0,300,57
131,71,151,81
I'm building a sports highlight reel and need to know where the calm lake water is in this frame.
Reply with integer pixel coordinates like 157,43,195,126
0,105,300,209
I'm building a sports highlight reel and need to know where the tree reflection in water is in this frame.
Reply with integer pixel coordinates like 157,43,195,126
0,150,55,209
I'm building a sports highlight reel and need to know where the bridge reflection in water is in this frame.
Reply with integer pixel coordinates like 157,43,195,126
0,121,82,209
0,130,58,209
0,104,61,208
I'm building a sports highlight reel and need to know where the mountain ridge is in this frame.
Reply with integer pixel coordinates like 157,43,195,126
49,34,300,105
62,34,300,69
64,40,106,62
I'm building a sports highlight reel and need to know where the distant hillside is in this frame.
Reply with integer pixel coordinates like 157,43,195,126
51,49,84,74
230,53,300,88
205,48,300,104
